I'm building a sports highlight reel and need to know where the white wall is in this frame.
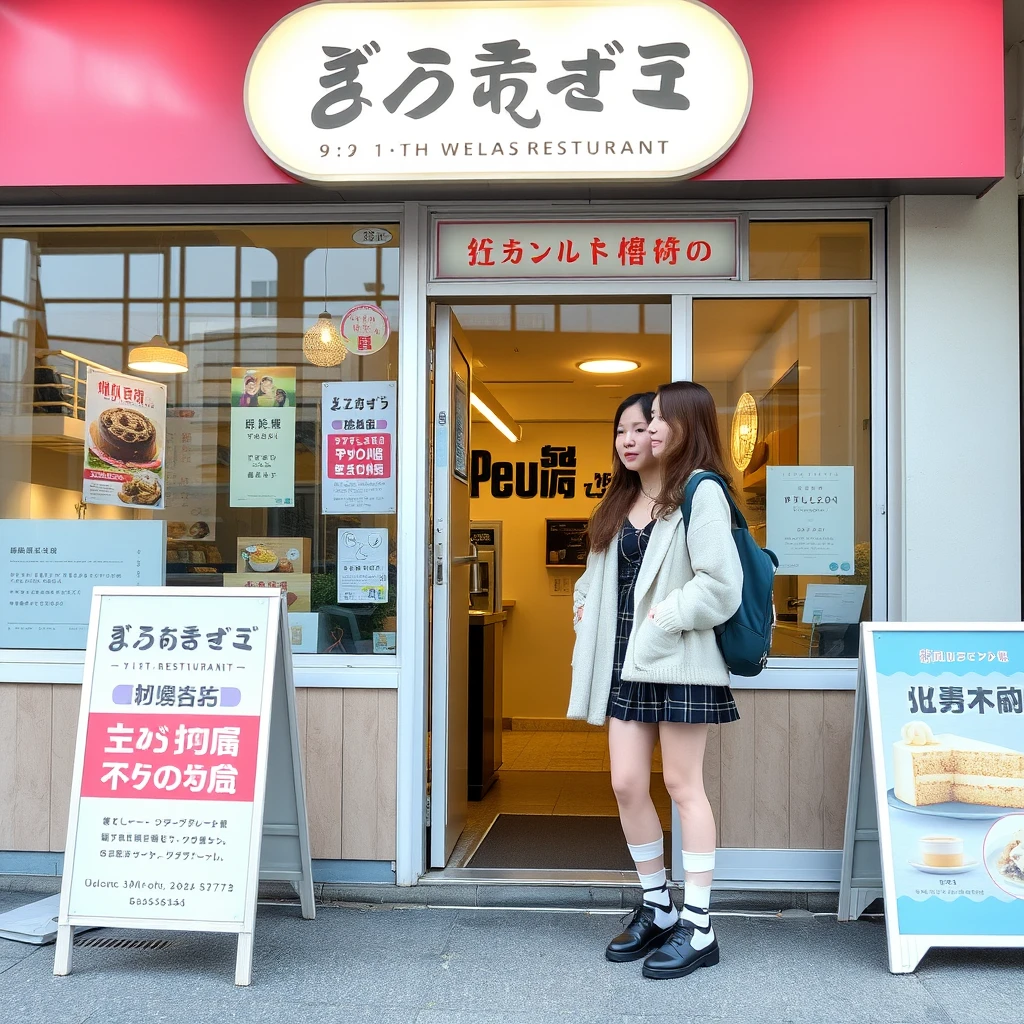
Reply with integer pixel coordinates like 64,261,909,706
893,76,1020,618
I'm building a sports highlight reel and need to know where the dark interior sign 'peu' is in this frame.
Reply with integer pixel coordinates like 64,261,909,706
244,0,753,185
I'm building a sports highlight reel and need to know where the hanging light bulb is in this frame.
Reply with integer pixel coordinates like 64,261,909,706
302,309,346,367
303,236,346,368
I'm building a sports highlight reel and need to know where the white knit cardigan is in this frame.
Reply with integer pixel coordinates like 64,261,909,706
567,478,744,726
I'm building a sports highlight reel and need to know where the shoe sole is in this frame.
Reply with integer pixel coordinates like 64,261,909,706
641,946,720,979
605,928,675,963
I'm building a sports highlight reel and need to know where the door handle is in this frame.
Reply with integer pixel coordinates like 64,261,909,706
451,553,479,565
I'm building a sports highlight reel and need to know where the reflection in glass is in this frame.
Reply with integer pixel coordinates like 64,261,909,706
0,225,401,656
694,297,871,659
749,221,871,280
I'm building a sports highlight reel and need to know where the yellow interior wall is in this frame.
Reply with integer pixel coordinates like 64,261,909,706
470,419,616,721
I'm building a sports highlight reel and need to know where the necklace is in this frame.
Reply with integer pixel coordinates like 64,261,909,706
640,486,658,501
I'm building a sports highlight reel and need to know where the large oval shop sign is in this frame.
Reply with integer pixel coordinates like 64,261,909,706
245,0,753,184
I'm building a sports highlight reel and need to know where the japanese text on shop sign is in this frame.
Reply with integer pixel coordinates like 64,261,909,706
82,714,259,802
907,682,1023,716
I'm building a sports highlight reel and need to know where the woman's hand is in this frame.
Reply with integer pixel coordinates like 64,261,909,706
575,605,584,624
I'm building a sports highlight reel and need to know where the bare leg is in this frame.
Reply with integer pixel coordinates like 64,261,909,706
608,717,662,872
658,721,714,884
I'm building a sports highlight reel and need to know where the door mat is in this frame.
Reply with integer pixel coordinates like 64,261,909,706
466,814,671,871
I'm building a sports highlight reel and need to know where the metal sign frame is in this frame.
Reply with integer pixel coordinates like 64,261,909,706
53,587,314,986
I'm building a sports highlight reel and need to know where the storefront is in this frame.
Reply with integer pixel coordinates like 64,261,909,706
0,0,1018,892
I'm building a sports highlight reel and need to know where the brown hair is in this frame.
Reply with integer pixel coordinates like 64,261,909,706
653,381,735,519
587,392,655,553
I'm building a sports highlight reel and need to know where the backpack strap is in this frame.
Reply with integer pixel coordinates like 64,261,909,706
681,472,749,532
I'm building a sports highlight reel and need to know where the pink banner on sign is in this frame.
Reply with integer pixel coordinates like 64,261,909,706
81,713,260,802
326,432,393,481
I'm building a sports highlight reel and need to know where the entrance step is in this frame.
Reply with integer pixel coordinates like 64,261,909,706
305,878,844,914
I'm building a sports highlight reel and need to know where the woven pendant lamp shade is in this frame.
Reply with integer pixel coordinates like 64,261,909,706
303,311,347,368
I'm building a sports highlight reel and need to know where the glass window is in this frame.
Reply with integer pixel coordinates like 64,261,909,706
0,224,401,656
749,221,871,280
694,298,871,659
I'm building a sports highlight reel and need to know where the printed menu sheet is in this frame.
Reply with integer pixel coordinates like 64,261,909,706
0,520,165,649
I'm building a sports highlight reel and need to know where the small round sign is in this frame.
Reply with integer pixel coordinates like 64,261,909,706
352,227,394,246
340,303,391,356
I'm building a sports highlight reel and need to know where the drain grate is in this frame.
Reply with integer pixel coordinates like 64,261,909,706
74,936,171,951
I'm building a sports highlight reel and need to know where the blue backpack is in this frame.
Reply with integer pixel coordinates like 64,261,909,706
681,472,779,677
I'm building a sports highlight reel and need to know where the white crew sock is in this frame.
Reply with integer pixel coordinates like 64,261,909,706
627,838,677,928
681,881,715,951
681,848,716,952
637,868,678,928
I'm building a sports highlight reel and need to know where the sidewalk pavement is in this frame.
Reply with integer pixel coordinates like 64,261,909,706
0,888,1021,1024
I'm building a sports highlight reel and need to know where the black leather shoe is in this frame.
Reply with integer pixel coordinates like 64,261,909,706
641,919,720,979
605,904,675,962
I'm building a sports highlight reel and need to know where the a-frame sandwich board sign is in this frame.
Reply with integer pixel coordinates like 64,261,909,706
54,586,314,986
840,623,1024,973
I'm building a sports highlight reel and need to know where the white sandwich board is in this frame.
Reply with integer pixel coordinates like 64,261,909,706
53,587,314,986
840,623,1024,973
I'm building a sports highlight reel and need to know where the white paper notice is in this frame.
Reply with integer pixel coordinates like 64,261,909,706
802,584,867,625
336,529,388,604
0,520,165,649
321,382,396,514
767,466,855,576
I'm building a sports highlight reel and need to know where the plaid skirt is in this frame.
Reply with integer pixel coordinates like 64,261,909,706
605,519,739,725
607,678,740,724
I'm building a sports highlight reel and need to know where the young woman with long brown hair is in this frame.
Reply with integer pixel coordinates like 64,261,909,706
569,381,743,980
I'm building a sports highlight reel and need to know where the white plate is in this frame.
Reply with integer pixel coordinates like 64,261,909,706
985,848,1024,896
909,859,979,875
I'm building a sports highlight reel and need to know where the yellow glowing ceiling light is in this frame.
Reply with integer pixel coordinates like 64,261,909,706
577,359,639,374
127,335,188,374
470,379,521,443
302,310,347,367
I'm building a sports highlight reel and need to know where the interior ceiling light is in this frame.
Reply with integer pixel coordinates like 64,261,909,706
127,335,188,374
470,379,522,443
303,310,346,367
128,244,187,374
303,236,347,368
578,359,640,374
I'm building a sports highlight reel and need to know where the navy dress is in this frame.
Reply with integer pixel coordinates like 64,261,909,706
606,519,740,725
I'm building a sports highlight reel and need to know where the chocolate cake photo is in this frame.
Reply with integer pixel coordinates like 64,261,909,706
89,407,160,467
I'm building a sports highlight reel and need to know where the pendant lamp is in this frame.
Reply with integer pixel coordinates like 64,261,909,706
303,241,346,367
128,334,188,374
127,245,188,374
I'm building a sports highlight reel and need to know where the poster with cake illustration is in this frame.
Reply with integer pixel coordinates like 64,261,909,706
864,627,1024,959
228,366,296,509
83,369,167,510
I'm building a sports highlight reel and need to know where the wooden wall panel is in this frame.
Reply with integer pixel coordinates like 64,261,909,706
305,688,344,860
49,686,81,851
341,689,381,860
789,691,825,850
0,685,19,849
375,690,398,858
15,686,52,850
719,689,756,848
753,690,790,848
823,691,855,849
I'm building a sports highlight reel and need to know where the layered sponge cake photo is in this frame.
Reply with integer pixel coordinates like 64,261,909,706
893,721,1024,808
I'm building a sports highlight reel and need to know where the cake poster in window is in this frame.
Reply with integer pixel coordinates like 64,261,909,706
869,629,1024,939
83,369,167,509
228,367,296,509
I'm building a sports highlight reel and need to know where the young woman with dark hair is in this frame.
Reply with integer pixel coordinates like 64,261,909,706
569,380,743,980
